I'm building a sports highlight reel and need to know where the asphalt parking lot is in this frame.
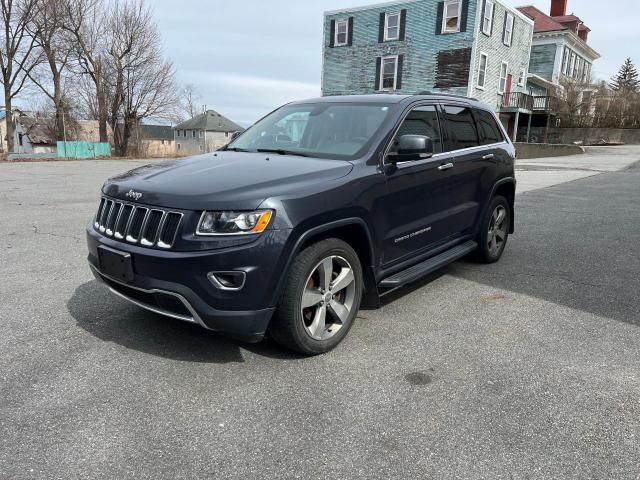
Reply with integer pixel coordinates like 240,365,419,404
1,146,639,479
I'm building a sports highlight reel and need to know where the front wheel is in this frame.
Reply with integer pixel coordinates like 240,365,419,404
269,239,363,355
476,195,510,263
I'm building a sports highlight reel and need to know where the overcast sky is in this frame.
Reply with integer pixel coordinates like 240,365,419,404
152,0,640,125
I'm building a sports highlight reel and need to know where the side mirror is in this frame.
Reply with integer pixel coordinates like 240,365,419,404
388,135,434,163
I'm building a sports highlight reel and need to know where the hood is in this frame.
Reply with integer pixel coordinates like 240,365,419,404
102,151,354,210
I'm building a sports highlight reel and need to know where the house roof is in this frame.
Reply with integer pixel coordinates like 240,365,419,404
140,124,173,140
21,117,55,145
517,6,568,33
174,110,243,133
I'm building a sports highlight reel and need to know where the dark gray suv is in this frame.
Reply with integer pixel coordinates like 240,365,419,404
87,94,515,355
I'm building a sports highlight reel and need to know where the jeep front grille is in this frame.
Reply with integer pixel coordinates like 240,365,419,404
94,197,183,249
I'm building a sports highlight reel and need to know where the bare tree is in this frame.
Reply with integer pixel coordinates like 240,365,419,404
61,0,109,142
556,77,594,128
179,83,201,120
27,0,74,141
0,0,42,152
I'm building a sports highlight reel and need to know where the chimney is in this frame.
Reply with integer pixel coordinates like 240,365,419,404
578,27,589,42
550,0,567,17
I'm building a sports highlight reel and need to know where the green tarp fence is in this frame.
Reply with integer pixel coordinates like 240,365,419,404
57,141,111,159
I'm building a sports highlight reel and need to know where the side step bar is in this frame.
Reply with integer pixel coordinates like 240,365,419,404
379,240,477,289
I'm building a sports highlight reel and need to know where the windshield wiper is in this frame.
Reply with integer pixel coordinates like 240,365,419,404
256,148,312,158
223,147,250,152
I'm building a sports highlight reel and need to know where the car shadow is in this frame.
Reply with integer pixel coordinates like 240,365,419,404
67,281,304,363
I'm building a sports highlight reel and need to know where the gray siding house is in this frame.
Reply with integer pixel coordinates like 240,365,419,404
322,0,534,139
174,110,243,155
516,0,600,139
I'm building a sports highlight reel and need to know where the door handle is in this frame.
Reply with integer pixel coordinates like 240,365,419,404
482,153,495,160
438,163,454,171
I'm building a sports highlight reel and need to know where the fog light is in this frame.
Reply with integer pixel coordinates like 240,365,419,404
208,271,246,291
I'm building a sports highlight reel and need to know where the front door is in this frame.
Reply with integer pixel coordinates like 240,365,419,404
380,104,457,267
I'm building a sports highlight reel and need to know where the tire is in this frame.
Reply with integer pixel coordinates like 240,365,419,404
476,195,511,264
269,238,363,355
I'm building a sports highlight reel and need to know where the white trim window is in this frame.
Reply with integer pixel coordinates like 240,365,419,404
477,53,488,90
518,68,525,86
442,0,461,34
503,13,514,46
562,47,570,75
384,12,401,41
335,20,349,46
379,55,399,91
498,61,508,94
482,0,494,35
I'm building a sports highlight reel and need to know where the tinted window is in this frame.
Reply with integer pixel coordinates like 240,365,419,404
442,105,479,151
474,109,504,145
391,106,443,154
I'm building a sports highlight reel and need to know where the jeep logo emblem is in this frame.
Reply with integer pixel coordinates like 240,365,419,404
125,189,143,201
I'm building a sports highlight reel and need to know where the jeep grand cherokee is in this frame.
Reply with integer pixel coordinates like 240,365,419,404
87,94,515,355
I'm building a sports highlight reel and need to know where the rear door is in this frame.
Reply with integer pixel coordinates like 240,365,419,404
435,104,493,238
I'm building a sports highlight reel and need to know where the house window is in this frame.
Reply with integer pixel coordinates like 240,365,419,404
569,53,576,78
192,130,196,138
481,0,494,35
335,20,349,46
518,69,525,86
18,133,23,146
199,145,203,152
503,13,514,46
498,61,508,94
442,0,461,34
176,130,180,138
225,132,229,137
199,130,203,138
477,53,488,89
562,48,570,75
177,143,181,151
379,56,398,91
384,12,400,41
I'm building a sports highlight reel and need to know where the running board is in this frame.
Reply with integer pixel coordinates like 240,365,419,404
379,240,477,289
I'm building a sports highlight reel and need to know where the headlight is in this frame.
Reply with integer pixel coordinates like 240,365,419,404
196,210,273,236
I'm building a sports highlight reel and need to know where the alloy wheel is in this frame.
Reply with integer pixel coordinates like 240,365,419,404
301,256,357,341
487,205,508,257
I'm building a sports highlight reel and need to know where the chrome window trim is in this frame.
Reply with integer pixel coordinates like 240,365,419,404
90,263,209,330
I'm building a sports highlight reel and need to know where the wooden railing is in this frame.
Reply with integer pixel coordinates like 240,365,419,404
499,93,559,113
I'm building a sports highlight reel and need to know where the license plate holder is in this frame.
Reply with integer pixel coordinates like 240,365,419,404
98,246,134,282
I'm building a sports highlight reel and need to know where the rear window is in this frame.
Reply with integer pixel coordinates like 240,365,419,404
442,105,479,151
474,109,504,145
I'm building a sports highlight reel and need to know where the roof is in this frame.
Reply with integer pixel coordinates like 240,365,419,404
175,110,243,133
517,6,567,33
140,124,173,140
21,117,55,145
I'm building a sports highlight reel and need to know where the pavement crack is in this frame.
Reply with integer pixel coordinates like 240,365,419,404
32,223,81,243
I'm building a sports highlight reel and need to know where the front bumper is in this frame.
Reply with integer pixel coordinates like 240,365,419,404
86,226,292,342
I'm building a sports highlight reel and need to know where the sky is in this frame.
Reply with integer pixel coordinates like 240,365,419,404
152,0,640,126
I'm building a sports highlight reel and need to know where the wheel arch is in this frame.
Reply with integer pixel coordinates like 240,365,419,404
269,218,378,307
488,178,516,234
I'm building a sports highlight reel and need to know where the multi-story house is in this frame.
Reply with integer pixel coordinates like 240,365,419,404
515,0,600,139
322,0,534,139
174,110,243,155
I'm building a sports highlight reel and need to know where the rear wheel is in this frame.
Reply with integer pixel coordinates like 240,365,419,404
476,195,510,263
269,239,363,355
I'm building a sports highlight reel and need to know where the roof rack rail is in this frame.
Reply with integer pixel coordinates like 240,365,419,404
416,91,479,101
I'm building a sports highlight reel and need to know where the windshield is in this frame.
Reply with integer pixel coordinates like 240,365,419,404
228,102,396,160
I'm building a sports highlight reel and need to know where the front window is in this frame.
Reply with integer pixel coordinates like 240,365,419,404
385,12,400,41
498,61,508,94
227,103,396,160
482,0,494,35
379,56,398,91
390,105,443,155
442,0,461,33
335,20,348,46
503,13,514,46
